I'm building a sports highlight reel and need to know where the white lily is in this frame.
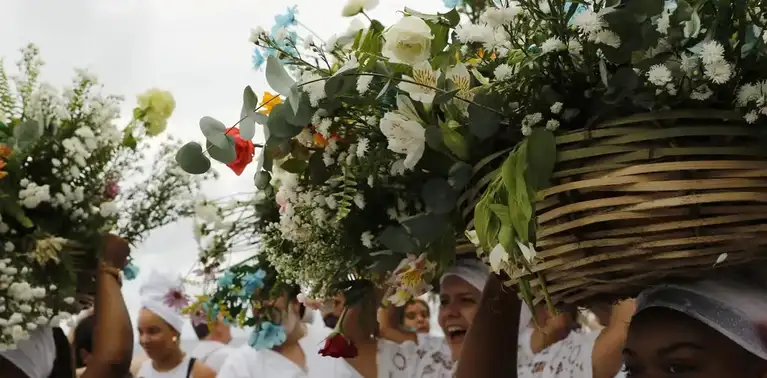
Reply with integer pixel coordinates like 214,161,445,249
488,243,509,274
399,61,440,104
447,63,474,114
516,240,538,265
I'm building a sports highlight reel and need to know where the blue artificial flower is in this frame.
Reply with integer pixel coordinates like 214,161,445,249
242,269,267,293
443,0,461,8
218,270,236,287
248,321,287,350
252,48,265,70
122,262,140,281
202,301,220,320
271,5,299,35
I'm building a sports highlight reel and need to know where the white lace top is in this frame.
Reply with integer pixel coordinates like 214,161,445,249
517,328,627,378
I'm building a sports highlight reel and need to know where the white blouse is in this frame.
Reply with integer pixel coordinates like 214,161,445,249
217,326,357,378
517,328,627,378
136,355,194,378
356,334,453,378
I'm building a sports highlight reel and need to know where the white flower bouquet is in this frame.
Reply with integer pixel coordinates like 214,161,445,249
178,0,767,306
0,45,211,348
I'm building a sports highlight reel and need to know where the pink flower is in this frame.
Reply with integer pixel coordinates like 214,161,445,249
190,310,207,326
163,288,190,310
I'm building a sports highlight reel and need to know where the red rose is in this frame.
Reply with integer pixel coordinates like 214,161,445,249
318,332,358,358
225,127,255,176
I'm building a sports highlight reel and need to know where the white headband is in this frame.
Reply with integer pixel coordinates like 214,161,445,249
0,327,56,378
440,259,490,292
139,270,186,333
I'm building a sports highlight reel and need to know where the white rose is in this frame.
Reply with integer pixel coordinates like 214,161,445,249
379,112,426,169
382,17,434,66
341,0,379,17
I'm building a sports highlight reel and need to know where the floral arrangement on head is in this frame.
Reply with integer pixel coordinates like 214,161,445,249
184,258,299,351
0,44,211,348
177,0,767,307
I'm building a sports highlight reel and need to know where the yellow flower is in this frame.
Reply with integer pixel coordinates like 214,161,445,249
136,88,176,136
33,236,69,265
259,92,282,115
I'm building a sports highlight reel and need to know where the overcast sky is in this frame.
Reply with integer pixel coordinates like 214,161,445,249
2,0,447,339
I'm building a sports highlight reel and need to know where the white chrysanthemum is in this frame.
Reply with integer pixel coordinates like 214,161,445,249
704,61,732,84
481,5,522,26
699,41,725,65
356,138,369,158
571,9,609,36
360,231,374,248
690,85,713,101
356,75,373,94
299,72,327,107
455,24,496,45
744,111,759,124
647,64,673,86
680,53,699,75
550,102,563,114
545,119,560,131
736,81,767,107
494,63,513,81
568,40,583,55
541,37,566,53
593,30,621,48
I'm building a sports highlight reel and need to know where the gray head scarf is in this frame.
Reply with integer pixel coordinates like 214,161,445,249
635,278,767,361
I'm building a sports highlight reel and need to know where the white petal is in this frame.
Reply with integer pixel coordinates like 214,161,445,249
715,253,728,265
489,244,508,273
516,240,538,264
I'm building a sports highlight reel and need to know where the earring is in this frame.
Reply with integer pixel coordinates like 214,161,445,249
172,336,178,342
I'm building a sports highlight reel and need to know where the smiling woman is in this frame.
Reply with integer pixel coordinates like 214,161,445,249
623,278,767,378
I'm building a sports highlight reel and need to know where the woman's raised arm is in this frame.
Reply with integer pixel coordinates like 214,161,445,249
82,234,134,378
454,274,521,378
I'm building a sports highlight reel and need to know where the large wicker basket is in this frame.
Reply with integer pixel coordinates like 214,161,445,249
510,110,767,305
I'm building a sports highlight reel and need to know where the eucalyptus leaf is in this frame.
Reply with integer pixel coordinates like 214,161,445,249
433,89,461,105
421,178,457,215
206,138,236,164
378,225,418,254
468,92,502,140
254,171,271,189
401,213,450,247
239,86,259,140
280,158,308,174
308,152,331,184
266,103,304,138
13,119,42,150
200,116,230,149
265,56,296,97
176,142,212,174
425,125,445,152
448,161,472,189
525,129,557,191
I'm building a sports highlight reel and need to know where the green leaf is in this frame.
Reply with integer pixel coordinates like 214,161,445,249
489,204,512,225
443,8,460,27
525,129,557,191
429,23,450,56
280,158,307,174
200,116,230,149
433,89,460,105
468,92,502,140
176,142,212,174
206,137,236,164
308,152,331,184
401,213,450,247
448,161,472,189
421,178,457,215
0,195,33,228
254,171,271,189
266,104,304,138
498,225,514,253
252,112,269,125
13,120,41,150
440,122,469,160
378,225,417,254
239,86,259,140
265,56,296,97
626,0,664,20
376,78,393,100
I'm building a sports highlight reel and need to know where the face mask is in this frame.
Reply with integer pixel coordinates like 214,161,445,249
323,314,339,329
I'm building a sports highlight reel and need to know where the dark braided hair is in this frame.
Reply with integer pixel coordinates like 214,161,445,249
72,315,95,368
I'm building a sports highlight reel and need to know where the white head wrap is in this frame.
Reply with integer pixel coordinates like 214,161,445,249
0,327,56,378
440,259,490,292
139,270,186,333
635,277,767,361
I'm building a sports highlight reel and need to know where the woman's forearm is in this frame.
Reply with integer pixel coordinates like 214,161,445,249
454,274,521,378
85,269,133,377
591,322,629,378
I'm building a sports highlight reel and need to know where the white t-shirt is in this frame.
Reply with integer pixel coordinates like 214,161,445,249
189,340,232,373
136,355,194,378
517,328,627,378
344,334,453,378
217,326,357,378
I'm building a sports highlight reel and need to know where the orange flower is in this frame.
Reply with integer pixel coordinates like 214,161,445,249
0,160,8,180
313,133,329,148
0,144,12,159
259,92,282,115
225,128,255,176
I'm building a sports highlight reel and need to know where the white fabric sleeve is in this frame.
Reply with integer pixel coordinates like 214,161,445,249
203,346,234,373
216,348,252,378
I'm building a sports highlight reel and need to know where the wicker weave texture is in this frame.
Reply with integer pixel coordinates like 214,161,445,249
515,111,767,305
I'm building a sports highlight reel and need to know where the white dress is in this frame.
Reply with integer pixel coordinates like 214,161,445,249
517,328,627,378
217,326,358,378
343,334,453,378
136,355,195,378
189,340,232,373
